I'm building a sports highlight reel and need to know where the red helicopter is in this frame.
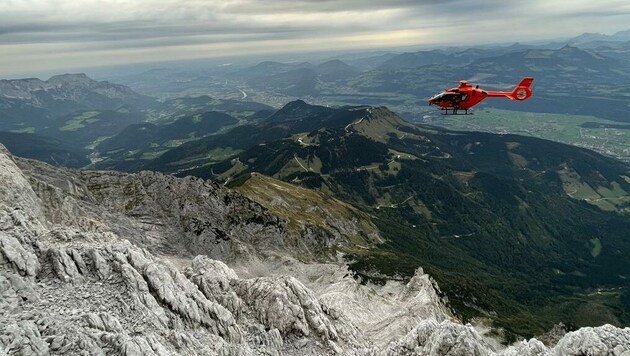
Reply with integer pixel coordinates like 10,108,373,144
428,77,534,115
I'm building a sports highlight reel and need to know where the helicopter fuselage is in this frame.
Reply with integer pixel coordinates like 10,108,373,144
428,78,533,114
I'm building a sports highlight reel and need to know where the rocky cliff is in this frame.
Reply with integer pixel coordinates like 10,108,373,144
1,144,629,355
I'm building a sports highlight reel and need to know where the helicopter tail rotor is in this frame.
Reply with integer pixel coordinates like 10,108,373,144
508,77,534,101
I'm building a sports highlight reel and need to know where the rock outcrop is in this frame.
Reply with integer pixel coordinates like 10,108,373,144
1,144,629,355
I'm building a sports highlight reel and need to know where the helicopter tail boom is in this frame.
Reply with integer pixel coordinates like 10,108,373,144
486,77,534,101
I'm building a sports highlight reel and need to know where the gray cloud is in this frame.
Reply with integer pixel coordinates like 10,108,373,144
0,21,312,45
1,0,629,76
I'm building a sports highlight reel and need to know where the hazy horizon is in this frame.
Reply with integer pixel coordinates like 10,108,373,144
2,0,630,78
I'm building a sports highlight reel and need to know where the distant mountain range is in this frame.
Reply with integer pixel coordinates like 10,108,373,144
567,30,630,48
206,41,630,122
71,29,630,125
0,73,156,132
3,36,630,160
3,37,630,172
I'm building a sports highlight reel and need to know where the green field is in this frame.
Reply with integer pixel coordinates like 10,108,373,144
60,111,100,131
9,126,36,134
417,108,630,162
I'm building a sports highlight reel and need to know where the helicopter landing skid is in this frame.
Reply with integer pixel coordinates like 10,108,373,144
441,108,473,115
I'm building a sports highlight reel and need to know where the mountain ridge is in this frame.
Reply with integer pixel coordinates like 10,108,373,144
190,100,630,337
0,73,156,132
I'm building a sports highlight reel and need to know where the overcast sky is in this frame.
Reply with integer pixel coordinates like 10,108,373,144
2,0,630,77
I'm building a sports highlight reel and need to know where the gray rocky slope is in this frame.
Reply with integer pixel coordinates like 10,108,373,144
1,143,629,355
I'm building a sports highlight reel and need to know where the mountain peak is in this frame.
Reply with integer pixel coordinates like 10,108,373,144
366,105,397,117
577,31,603,37
48,72,89,80
320,59,345,65
317,59,351,69
265,100,335,123
284,99,308,108
252,60,284,68
344,105,413,142
559,44,578,50
315,59,359,75
276,99,315,113
47,73,97,86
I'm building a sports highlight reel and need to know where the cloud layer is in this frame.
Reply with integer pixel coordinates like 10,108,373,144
1,0,630,76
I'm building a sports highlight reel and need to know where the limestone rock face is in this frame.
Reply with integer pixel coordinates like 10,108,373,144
0,144,629,355
0,321,49,356
0,234,40,278
381,320,492,356
233,276,339,339
80,169,289,260
0,145,45,226
551,325,630,356
0,145,365,355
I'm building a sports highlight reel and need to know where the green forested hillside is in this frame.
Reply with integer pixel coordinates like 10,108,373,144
184,102,630,338
0,132,90,167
